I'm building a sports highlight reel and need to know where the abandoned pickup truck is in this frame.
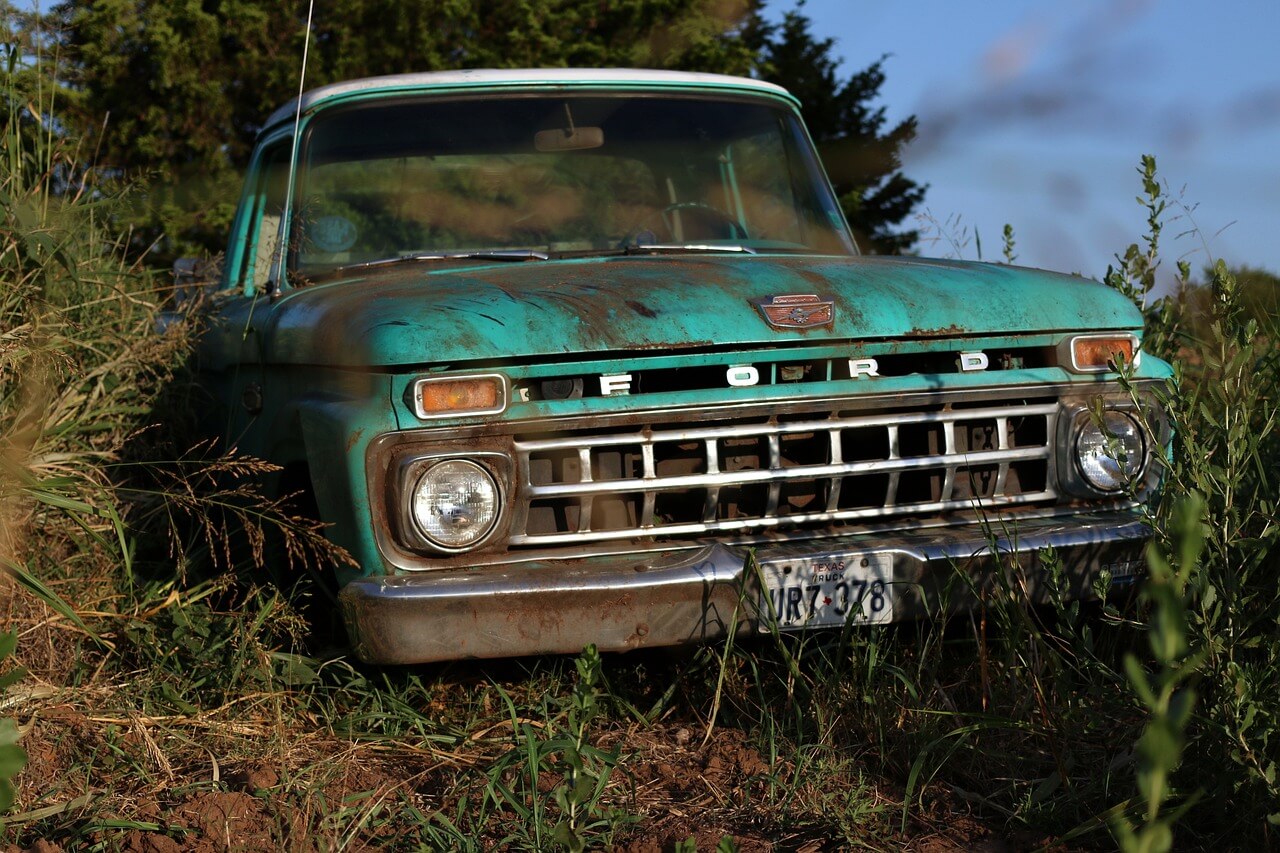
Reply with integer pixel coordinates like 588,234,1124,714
199,69,1171,663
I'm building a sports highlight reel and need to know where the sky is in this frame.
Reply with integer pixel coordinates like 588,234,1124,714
766,0,1280,291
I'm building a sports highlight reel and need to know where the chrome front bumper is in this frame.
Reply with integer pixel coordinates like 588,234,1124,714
339,510,1148,664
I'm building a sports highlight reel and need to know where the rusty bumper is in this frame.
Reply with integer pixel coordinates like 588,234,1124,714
339,510,1149,664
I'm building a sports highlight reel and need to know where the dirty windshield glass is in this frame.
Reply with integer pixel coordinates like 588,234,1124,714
293,95,856,273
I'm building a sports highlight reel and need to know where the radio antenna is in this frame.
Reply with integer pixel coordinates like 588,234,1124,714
267,0,316,297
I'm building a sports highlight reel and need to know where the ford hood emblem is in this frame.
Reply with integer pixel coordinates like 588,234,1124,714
753,294,835,330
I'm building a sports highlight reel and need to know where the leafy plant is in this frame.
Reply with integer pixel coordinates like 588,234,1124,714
1105,154,1165,313
1001,222,1016,264
551,645,626,850
1107,160,1280,844
1113,497,1206,852
480,645,628,850
0,631,27,820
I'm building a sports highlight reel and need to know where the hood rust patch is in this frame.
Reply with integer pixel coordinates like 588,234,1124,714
906,323,967,338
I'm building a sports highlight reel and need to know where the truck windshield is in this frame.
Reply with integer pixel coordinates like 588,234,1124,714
293,94,856,274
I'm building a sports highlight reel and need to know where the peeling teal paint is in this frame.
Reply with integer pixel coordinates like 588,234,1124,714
259,254,1143,369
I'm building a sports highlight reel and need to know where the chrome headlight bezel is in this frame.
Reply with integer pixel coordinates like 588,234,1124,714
1057,397,1163,498
397,452,511,553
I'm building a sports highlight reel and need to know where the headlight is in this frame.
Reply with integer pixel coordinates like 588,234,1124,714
411,459,500,549
1075,411,1146,492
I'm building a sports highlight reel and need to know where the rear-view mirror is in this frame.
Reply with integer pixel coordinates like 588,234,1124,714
534,126,604,152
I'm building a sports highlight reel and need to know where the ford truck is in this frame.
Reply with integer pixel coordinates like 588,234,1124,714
199,69,1170,663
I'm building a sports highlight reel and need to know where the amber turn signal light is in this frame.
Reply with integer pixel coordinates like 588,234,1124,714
1064,335,1139,373
412,374,508,419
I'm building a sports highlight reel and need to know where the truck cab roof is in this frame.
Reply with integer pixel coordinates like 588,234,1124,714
261,68,797,133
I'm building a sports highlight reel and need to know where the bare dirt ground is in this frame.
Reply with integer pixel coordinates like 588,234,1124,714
4,699,1051,851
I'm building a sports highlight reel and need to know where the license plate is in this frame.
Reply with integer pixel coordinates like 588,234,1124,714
1102,557,1142,586
757,552,894,631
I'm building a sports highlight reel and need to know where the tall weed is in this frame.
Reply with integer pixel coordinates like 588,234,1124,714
477,645,629,850
1104,158,1280,840
0,35,348,803
1143,270,1280,840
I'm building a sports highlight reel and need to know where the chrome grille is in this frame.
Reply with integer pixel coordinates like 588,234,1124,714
511,399,1059,546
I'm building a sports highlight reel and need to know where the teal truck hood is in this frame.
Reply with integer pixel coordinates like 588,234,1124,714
262,254,1140,368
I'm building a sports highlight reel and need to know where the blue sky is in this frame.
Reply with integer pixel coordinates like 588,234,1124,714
766,0,1280,289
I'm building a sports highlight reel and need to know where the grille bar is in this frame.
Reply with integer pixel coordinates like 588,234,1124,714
524,445,1050,498
512,399,1059,547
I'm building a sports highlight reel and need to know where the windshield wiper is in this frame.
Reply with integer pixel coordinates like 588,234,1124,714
552,244,759,260
622,243,756,255
349,249,550,271
304,250,549,282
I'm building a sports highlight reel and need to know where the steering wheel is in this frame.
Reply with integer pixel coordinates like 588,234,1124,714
660,202,749,241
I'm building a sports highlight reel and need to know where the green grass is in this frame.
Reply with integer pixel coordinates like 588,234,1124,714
1,37,1277,850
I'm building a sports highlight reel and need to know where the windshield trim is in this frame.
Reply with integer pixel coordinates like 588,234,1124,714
263,71,800,133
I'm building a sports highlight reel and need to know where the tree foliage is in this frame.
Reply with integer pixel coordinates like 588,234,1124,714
28,0,924,260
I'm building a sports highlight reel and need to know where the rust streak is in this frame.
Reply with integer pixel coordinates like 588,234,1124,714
625,300,658,318
906,323,966,338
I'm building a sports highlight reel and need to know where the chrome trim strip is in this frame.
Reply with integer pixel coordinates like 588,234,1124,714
524,445,1051,499
383,380,1156,442
383,500,1141,571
